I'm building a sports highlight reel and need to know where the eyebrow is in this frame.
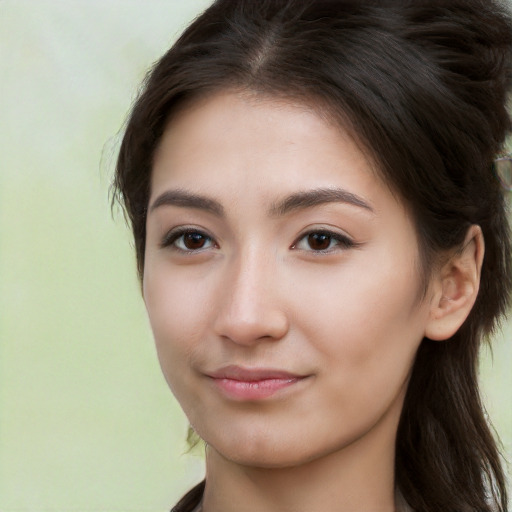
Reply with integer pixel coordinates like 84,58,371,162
148,186,374,217
270,187,374,216
149,189,224,216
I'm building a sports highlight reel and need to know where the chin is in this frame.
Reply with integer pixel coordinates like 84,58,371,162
202,425,350,470
217,442,314,469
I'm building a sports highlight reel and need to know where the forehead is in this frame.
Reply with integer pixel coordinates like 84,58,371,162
151,91,387,203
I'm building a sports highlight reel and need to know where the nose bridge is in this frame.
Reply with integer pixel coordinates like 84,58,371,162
214,244,288,344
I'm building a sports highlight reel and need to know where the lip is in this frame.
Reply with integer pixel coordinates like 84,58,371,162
205,365,309,401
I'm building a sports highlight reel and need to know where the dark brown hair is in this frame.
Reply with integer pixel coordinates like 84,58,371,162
113,1,512,510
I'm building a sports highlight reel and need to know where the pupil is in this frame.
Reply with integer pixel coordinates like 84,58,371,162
184,233,206,249
308,233,330,250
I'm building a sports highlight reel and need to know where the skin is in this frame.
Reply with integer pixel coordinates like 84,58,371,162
143,91,483,512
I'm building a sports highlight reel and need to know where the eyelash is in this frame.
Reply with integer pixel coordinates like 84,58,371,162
291,229,356,253
160,228,356,254
160,227,215,253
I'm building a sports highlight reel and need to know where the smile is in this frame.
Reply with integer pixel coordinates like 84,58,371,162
205,366,309,401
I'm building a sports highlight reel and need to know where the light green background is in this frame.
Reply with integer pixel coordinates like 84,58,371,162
0,1,510,511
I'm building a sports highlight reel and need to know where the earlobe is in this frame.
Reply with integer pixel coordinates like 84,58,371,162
424,225,484,341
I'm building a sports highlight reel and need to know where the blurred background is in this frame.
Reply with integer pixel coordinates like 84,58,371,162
0,1,510,511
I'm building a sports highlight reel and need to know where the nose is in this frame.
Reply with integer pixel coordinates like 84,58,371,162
213,251,289,346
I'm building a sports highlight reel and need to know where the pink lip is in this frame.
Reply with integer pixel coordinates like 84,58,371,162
206,365,308,401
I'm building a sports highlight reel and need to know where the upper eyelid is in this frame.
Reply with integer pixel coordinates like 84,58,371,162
291,229,356,251
160,226,216,248
159,225,356,250
163,225,212,237
293,227,354,242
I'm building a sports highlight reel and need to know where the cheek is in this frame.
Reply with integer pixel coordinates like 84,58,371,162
292,248,426,384
143,262,213,388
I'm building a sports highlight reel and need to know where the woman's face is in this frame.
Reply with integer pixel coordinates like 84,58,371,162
143,91,435,468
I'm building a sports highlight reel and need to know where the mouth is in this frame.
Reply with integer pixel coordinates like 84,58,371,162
205,365,309,401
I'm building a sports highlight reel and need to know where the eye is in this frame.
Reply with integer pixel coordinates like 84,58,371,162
292,230,355,253
161,228,216,252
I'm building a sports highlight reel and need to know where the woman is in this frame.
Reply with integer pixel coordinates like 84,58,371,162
113,1,512,511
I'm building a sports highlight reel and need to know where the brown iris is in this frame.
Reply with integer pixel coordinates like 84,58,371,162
183,232,209,250
307,233,332,251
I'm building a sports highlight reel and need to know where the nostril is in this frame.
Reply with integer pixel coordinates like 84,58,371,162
213,307,289,346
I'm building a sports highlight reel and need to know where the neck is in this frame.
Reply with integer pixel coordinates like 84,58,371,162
201,398,403,512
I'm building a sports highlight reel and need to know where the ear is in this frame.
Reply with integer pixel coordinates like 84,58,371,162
424,225,484,341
